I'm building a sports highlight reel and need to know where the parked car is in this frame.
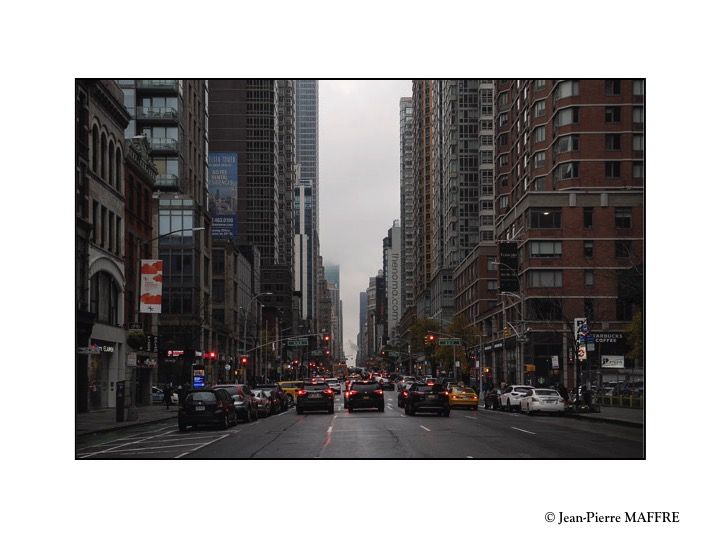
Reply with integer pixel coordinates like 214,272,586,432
499,385,534,412
404,383,450,417
346,381,385,413
484,388,502,410
278,380,303,403
519,388,565,415
251,389,273,418
178,388,238,431
296,381,335,415
213,384,258,422
325,378,342,394
448,386,479,410
152,386,178,404
255,384,289,412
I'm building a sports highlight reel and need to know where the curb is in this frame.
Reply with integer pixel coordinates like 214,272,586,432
565,413,643,428
76,414,177,437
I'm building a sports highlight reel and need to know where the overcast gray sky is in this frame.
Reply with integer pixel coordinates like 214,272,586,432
318,80,412,365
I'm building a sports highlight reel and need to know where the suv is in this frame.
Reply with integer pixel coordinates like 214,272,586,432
296,381,335,415
346,381,385,413
178,388,238,431
404,383,450,416
499,385,534,412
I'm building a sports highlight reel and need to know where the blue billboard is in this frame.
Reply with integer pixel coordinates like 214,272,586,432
208,152,238,238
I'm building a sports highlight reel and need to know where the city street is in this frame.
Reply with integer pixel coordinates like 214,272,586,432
76,390,643,459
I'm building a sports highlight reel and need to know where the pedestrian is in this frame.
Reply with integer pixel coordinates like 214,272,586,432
163,384,172,410
557,383,569,402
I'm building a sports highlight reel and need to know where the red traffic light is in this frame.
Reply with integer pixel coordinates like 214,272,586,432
428,335,435,341
323,335,330,342
241,356,248,365
209,351,216,360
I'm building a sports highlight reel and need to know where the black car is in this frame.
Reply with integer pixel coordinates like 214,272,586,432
347,381,385,413
296,381,335,414
483,388,501,410
404,383,450,416
178,388,238,431
255,384,289,412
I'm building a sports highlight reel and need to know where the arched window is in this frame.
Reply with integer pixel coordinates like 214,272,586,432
100,132,107,180
91,125,99,172
115,147,123,193
108,140,115,187
90,271,120,326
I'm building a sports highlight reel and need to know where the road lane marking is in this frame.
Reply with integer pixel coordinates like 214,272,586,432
327,426,333,433
511,427,536,435
276,411,289,417
400,414,405,417
467,456,473,458
175,434,230,459
420,425,431,432
79,429,176,459
464,415,476,420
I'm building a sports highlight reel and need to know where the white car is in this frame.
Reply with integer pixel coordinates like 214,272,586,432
499,385,534,412
325,378,342,394
519,388,565,415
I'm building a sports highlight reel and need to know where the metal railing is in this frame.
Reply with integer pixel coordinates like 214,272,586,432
137,80,178,91
137,107,178,121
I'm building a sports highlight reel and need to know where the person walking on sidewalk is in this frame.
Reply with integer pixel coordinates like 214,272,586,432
163,385,172,410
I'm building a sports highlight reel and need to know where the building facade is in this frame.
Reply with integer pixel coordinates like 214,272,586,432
399,97,415,318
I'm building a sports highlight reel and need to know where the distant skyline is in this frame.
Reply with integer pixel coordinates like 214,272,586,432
319,80,412,364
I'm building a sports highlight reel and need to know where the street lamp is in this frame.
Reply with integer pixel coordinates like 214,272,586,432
242,292,272,384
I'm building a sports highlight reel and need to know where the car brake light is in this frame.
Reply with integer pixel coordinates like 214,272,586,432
374,389,383,395
323,389,334,395
442,391,449,396
402,391,408,396
297,390,307,397
349,390,359,396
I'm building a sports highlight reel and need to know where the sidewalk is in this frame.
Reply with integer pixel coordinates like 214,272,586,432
565,405,643,427
76,404,178,436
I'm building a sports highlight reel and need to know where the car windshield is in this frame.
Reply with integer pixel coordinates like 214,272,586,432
458,388,475,394
251,390,267,397
187,392,216,402
514,387,533,392
326,379,338,384
535,390,559,396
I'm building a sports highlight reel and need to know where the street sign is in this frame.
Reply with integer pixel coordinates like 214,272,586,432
587,342,595,352
577,345,587,361
438,338,462,346
287,338,309,347
551,355,559,369
388,351,400,358
224,364,231,371
574,318,587,340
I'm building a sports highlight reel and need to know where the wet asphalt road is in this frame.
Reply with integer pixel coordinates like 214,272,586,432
76,391,643,459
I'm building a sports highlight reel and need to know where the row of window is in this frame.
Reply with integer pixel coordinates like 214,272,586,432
529,239,633,258
90,124,124,192
529,207,634,229
92,201,123,256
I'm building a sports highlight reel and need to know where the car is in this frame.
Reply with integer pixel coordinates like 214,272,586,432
152,386,178,404
255,384,289,412
343,380,359,409
499,385,535,412
519,388,565,415
346,381,385,413
296,381,335,414
404,383,450,417
178,388,238,431
278,380,303,403
213,384,258,422
251,389,273,418
325,378,342,394
483,388,502,410
448,386,479,410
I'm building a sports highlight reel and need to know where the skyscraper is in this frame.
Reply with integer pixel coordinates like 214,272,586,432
384,221,402,344
399,97,415,317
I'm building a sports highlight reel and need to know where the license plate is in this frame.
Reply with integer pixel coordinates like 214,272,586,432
427,395,436,400
195,405,205,411
310,394,321,399
363,396,370,400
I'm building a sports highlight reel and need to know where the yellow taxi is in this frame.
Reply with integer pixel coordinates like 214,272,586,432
448,386,479,410
278,381,304,402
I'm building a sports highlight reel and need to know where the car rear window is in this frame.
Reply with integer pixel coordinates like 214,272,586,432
303,383,329,390
514,387,533,392
413,385,433,392
352,383,379,391
535,390,559,396
326,379,339,383
187,392,216,402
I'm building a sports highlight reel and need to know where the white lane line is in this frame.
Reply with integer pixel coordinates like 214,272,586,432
400,414,405,417
511,426,536,435
420,425,431,432
102,442,210,453
79,429,176,459
327,426,333,433
174,433,230,459
276,411,290,417
467,456,473,459
464,415,476,420
387,405,394,410
334,415,338,419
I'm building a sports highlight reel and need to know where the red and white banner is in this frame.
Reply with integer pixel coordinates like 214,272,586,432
140,259,163,313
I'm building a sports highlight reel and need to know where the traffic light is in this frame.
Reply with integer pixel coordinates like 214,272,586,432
424,334,436,346
241,355,248,366
323,334,330,343
324,350,330,356
503,326,511,338
209,351,216,361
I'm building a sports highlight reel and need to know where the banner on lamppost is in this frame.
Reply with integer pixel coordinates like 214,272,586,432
140,260,163,313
